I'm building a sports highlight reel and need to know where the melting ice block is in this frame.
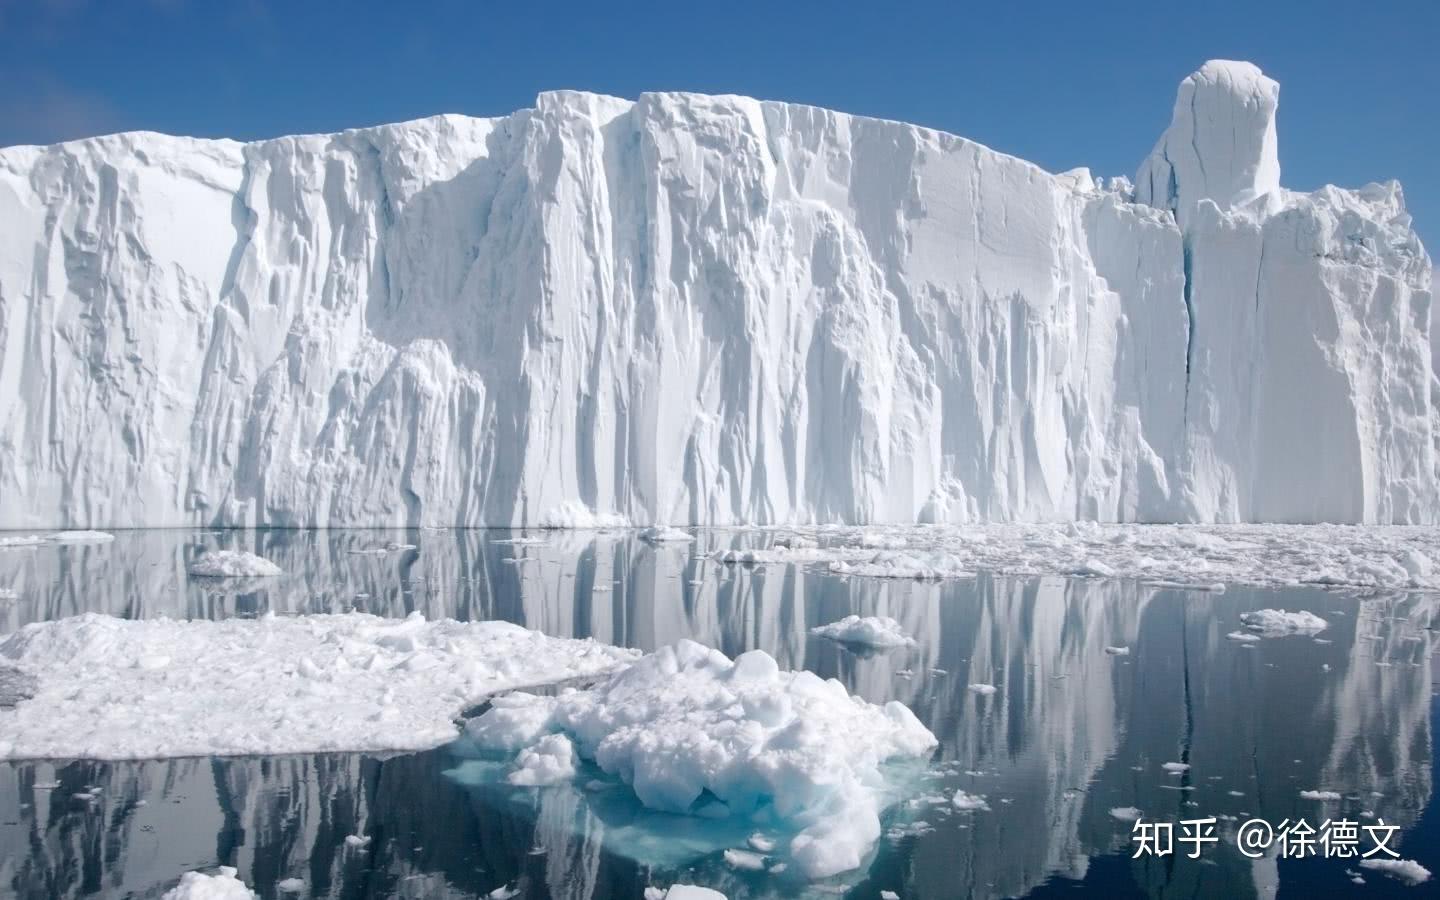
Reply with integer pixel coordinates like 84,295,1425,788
466,640,938,879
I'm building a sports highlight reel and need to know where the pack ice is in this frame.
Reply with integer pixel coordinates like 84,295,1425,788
0,61,1432,528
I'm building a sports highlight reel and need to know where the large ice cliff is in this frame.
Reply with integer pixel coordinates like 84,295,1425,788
0,60,1432,527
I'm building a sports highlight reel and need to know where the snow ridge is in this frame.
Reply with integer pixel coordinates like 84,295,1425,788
0,62,1432,527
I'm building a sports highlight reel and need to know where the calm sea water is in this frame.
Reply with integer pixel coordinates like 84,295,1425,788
0,529,1434,899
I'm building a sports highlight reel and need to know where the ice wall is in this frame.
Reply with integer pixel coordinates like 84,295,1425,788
0,61,1432,527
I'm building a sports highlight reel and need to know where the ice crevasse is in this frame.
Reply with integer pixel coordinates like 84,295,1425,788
0,60,1432,528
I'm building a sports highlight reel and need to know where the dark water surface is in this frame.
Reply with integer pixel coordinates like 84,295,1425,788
0,529,1435,899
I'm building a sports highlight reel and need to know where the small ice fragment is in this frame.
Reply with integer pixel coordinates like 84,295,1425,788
188,550,282,578
810,615,914,648
663,888,729,900
747,833,777,853
1358,858,1431,885
1104,646,1130,656
1109,807,1142,822
951,790,990,811
1238,609,1327,637
881,892,899,900
967,683,997,695
1299,790,1341,801
723,848,767,871
1162,762,1190,774
276,878,304,893
161,866,257,900
344,834,371,848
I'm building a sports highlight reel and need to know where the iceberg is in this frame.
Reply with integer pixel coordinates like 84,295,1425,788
0,61,1431,528
465,640,938,879
0,611,638,759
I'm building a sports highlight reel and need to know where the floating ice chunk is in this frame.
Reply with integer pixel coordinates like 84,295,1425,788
0,531,115,549
1299,790,1342,801
951,790,990,811
0,612,637,759
276,878,304,893
347,541,416,555
810,615,915,648
508,733,577,786
967,683,997,696
487,885,521,899
661,888,728,900
640,527,694,543
1104,646,1130,656
1225,631,1262,642
161,867,257,900
1239,609,1328,637
829,551,973,580
1162,762,1190,774
344,834,371,848
1109,807,1143,822
49,531,115,544
0,588,16,602
747,833,777,853
467,640,936,879
1358,858,1431,885
723,848,767,871
881,892,900,900
188,551,282,578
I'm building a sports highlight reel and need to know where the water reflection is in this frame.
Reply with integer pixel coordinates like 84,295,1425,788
0,530,1433,898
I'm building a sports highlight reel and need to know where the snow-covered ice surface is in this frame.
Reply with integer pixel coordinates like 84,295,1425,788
465,640,937,879
187,550,283,578
809,615,915,648
161,867,257,900
0,61,1431,530
710,523,1440,592
0,611,638,759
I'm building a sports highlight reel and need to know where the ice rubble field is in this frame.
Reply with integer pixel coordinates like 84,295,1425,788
0,61,1433,529
0,611,637,759
466,640,938,879
716,522,1440,592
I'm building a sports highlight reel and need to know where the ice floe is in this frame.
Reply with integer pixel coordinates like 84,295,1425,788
640,526,694,543
1238,608,1328,637
1299,790,1342,801
465,640,937,879
0,530,115,549
0,611,637,759
162,867,256,900
809,615,915,648
187,550,283,578
1358,858,1432,885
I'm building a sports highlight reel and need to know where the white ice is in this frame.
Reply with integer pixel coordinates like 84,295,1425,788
0,531,115,549
1299,790,1342,801
0,61,1430,530
0,611,638,759
640,526,695,543
1358,858,1432,886
465,640,937,879
711,523,1440,592
187,550,283,578
1239,609,1328,637
809,615,915,648
161,868,257,900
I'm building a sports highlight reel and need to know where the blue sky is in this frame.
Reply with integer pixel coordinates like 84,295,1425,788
1,0,1435,248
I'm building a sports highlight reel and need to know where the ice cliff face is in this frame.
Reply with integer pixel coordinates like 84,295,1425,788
0,60,1433,527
